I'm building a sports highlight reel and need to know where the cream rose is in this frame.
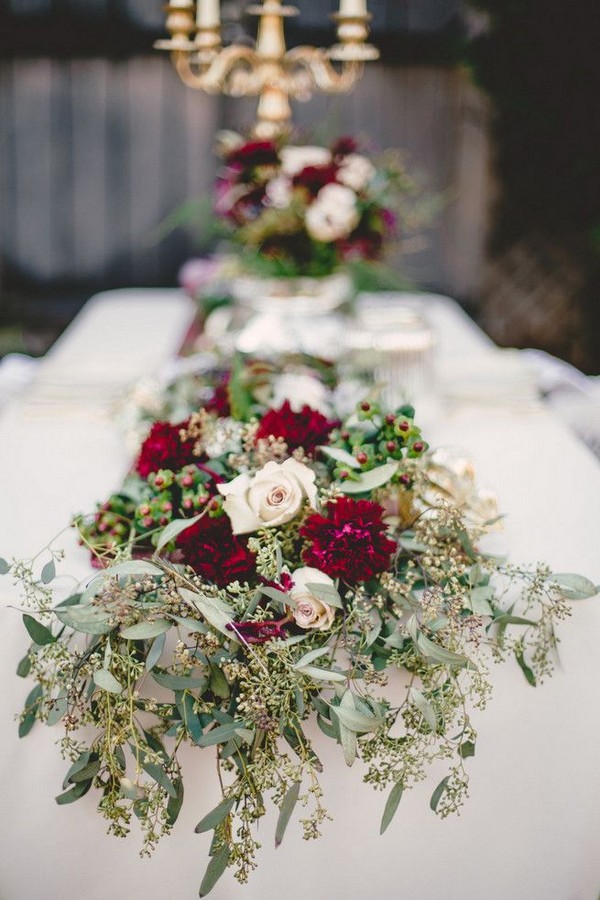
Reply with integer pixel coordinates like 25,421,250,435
217,458,317,535
305,183,360,243
265,175,293,209
280,145,332,177
290,567,336,631
337,153,376,192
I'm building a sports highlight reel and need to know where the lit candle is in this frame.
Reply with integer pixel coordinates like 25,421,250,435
338,0,367,15
196,0,220,29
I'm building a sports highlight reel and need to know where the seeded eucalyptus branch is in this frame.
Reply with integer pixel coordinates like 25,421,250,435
3,356,597,896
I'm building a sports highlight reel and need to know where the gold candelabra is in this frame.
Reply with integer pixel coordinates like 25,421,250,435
155,0,379,138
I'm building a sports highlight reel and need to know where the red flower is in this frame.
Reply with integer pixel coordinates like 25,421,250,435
226,616,290,645
293,164,339,197
226,140,279,169
300,497,396,584
331,136,359,159
135,420,196,478
255,401,339,455
176,514,256,587
204,376,231,417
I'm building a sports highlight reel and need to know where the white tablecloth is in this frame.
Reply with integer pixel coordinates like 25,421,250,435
1,290,599,900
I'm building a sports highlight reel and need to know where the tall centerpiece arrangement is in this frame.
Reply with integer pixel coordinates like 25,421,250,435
5,355,596,897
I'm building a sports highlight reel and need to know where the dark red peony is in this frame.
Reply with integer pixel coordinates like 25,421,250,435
135,420,196,478
300,497,397,584
176,514,256,588
293,164,339,197
255,401,339,455
226,140,279,170
331,136,359,159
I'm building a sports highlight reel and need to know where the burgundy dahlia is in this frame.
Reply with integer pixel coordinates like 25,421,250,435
293,164,338,197
135,420,196,478
176,514,256,588
300,497,397,584
226,140,279,170
255,401,339,456
331,136,359,159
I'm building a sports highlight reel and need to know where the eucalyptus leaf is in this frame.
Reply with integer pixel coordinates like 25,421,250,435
408,687,437,731
470,586,494,616
332,701,382,734
199,844,230,897
459,740,476,759
41,559,56,584
177,692,204,745
55,781,92,805
430,776,450,813
275,782,301,847
120,618,172,640
22,613,55,646
0,557,10,575
339,692,358,766
306,582,343,609
296,664,346,683
319,446,361,469
63,752,92,788
492,613,537,628
292,646,332,670
140,760,177,798
551,572,598,600
70,759,101,783
145,632,166,673
380,781,404,834
93,559,163,579
156,513,205,553
93,669,123,694
515,649,536,686
339,461,399,494
166,778,185,826
152,670,207,691
46,695,68,727
16,653,32,678
180,588,236,638
54,605,113,636
195,796,235,834
198,722,247,747
415,631,471,669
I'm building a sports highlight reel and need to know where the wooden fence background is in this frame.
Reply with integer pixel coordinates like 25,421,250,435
0,58,491,304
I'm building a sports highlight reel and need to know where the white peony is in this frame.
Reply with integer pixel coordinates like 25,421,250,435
305,183,360,243
265,175,293,209
337,153,376,192
217,458,318,535
271,373,332,415
290,567,336,631
280,145,332,177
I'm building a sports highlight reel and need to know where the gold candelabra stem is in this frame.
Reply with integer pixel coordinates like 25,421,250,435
155,0,379,137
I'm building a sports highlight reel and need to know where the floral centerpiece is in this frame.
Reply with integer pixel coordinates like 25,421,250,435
214,134,413,282
4,356,596,897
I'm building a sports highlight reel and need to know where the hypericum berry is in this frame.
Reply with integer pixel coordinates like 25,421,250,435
356,451,368,465
154,475,164,488
339,470,350,480
341,430,350,441
142,516,154,528
183,498,193,509
398,421,410,433
139,504,151,516
181,474,194,488
399,473,411,485
385,413,396,425
413,441,424,453
159,516,169,526
98,522,108,533
208,498,220,511
386,441,396,453
360,401,371,412
162,501,173,512
199,494,209,505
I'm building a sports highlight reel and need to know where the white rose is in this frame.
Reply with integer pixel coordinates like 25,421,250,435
272,373,332,415
337,153,376,192
266,175,293,209
280,145,332,177
290,567,336,631
217,458,318,535
305,183,360,243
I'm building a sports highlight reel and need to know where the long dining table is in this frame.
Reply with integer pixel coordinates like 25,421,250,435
1,288,599,900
